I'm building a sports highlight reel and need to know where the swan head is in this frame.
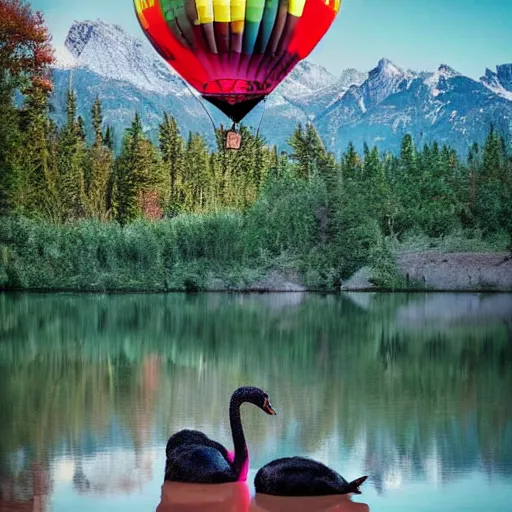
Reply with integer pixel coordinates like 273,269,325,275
232,386,277,415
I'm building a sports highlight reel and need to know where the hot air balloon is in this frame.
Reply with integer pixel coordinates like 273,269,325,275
134,0,342,146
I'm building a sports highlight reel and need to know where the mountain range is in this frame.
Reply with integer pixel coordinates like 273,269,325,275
50,19,512,157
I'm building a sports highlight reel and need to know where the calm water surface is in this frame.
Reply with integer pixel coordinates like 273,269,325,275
1,291,511,512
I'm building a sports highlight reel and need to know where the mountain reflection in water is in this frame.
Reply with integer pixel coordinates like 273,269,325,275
0,291,511,512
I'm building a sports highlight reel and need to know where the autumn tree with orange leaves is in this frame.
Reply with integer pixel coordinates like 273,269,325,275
0,0,56,216
0,0,54,93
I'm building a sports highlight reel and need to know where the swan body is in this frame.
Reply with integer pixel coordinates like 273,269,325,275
165,444,236,483
165,386,276,484
254,457,368,497
166,429,232,461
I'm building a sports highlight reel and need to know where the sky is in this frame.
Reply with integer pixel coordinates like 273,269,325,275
32,0,512,79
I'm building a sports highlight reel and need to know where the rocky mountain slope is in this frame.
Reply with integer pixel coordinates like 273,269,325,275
50,20,512,156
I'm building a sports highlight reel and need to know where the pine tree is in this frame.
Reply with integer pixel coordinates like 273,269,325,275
288,122,327,181
482,123,505,180
92,97,103,143
115,113,165,223
362,145,388,225
400,133,416,172
159,112,184,214
133,138,166,220
0,89,21,215
115,114,141,223
340,142,361,185
212,126,236,207
381,152,401,237
230,127,268,209
182,132,211,212
58,88,87,221
475,125,510,233
15,83,60,219
394,134,420,232
104,125,115,151
419,142,460,236
77,115,86,142
466,143,480,220
86,97,113,220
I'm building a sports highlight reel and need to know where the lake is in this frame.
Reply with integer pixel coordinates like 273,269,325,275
0,291,511,512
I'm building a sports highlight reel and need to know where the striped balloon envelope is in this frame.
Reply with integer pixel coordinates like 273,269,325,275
134,0,342,122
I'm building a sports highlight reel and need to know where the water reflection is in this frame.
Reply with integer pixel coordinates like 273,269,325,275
0,463,51,512
156,482,251,512
0,291,511,512
154,482,369,512
251,494,369,512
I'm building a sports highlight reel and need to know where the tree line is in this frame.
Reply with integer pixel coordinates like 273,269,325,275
2,81,511,238
0,86,277,223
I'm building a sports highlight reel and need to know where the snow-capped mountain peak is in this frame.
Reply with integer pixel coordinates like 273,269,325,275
481,64,512,101
375,58,406,78
278,60,337,99
53,44,77,70
437,64,461,78
496,64,512,91
424,64,462,97
361,58,412,108
337,68,368,89
60,20,187,96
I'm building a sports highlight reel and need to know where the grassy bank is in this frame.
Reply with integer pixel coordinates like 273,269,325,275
1,212,509,293
0,213,252,292
0,172,328,291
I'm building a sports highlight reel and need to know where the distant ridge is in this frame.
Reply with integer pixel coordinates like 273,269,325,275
50,20,512,155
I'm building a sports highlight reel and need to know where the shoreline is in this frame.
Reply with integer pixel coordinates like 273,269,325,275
341,251,512,293
2,251,512,294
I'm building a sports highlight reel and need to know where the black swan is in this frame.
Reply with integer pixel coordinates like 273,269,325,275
254,457,368,497
164,386,276,483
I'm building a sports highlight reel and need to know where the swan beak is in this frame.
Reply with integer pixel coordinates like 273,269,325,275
264,401,277,415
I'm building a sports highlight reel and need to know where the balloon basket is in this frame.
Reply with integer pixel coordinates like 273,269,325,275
225,130,242,150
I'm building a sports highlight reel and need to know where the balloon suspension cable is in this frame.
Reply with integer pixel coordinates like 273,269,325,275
255,97,268,140
183,81,218,136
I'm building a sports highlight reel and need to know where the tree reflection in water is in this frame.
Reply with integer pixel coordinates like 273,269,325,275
0,463,50,512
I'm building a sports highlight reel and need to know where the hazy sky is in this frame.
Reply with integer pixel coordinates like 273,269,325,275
32,0,511,79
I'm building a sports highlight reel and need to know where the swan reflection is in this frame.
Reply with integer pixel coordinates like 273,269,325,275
251,493,370,512
156,481,251,512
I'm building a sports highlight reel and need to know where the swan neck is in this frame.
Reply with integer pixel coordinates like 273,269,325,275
229,396,248,477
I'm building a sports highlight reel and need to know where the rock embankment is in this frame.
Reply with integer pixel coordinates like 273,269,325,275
341,251,512,292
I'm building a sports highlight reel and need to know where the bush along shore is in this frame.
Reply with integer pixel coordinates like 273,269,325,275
1,215,511,293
